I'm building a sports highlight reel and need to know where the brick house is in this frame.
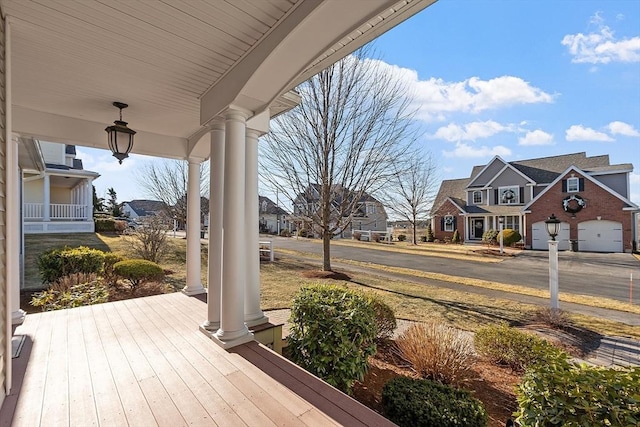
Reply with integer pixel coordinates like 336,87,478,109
431,152,638,252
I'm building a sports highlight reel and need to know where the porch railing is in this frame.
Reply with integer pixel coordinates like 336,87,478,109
24,203,89,220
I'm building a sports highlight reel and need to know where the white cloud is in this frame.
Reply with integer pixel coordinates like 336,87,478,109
518,130,554,146
630,172,640,185
561,15,640,64
442,142,511,159
607,121,640,137
429,120,517,142
565,125,614,142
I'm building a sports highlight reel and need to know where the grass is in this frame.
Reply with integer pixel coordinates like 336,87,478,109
23,233,640,340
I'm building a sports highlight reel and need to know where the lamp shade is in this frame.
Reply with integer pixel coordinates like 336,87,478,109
105,102,136,164
544,213,561,240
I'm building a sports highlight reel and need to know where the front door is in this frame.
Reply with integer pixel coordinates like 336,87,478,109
473,219,484,239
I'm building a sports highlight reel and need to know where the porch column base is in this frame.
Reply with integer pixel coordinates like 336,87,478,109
199,325,254,349
12,309,26,326
245,314,269,328
201,320,220,332
181,285,206,296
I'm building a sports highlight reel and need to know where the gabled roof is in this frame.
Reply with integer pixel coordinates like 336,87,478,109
510,152,611,183
523,165,639,211
466,155,508,187
258,196,288,215
431,178,468,215
124,200,168,217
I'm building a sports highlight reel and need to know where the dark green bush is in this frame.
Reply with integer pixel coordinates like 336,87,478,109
474,324,567,372
420,235,427,242
499,228,522,246
426,223,434,242
367,294,397,340
31,280,109,311
95,218,117,232
452,229,461,244
515,356,640,427
102,252,123,285
397,234,407,241
288,284,377,393
113,259,164,288
382,376,488,427
38,246,106,284
481,229,498,245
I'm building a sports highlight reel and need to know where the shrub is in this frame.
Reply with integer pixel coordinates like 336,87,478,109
95,218,117,232
367,294,397,340
38,246,106,284
396,322,474,385
498,228,522,246
113,259,164,289
102,252,123,286
533,307,571,329
31,279,109,311
426,223,434,242
420,235,427,242
353,231,362,240
481,229,498,245
371,233,381,243
382,376,488,427
451,229,461,244
288,284,377,393
126,216,170,263
474,324,567,372
279,229,291,237
515,357,640,427
397,234,407,241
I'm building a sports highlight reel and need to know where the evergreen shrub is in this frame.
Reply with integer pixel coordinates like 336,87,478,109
382,376,488,427
95,218,117,232
288,284,377,393
397,234,407,241
426,223,434,242
481,229,498,245
452,229,461,244
499,228,522,246
113,259,164,288
38,246,105,284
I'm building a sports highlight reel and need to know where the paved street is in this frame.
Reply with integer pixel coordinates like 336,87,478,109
269,237,640,304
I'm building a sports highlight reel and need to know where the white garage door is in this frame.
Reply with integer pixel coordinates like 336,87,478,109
532,221,570,250
578,220,623,253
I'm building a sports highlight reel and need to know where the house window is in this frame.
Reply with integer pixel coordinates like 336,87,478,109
261,200,268,212
567,177,579,192
498,186,519,205
473,191,482,204
366,203,377,214
444,215,454,232
504,216,520,232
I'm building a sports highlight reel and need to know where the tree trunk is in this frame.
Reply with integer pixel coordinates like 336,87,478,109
323,231,332,271
412,210,418,245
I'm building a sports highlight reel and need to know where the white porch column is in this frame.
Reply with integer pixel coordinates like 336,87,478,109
244,129,267,326
7,136,25,325
86,179,93,220
183,158,206,296
202,121,225,332
212,107,253,348
42,174,50,221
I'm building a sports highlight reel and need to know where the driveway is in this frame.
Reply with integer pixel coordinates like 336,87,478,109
270,237,640,303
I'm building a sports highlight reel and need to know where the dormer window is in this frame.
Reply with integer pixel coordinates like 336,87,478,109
567,177,579,192
499,186,519,205
473,191,482,204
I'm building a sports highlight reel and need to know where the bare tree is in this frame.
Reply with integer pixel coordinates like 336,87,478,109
135,159,209,226
380,152,438,245
260,47,417,271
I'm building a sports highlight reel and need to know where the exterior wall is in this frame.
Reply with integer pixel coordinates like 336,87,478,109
533,185,546,198
470,159,505,187
432,199,464,241
593,173,628,198
39,141,65,165
490,168,531,204
23,179,43,202
50,186,71,204
467,189,488,206
525,171,634,252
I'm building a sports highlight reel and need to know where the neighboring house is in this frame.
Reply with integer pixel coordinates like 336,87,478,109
122,199,168,220
431,152,638,253
291,184,388,238
258,196,289,234
20,141,100,234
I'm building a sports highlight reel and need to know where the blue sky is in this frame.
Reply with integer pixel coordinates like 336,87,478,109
80,0,640,205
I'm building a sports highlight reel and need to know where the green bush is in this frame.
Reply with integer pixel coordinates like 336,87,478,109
420,235,427,242
474,324,567,372
452,229,461,244
382,377,488,427
95,218,117,232
426,223,434,242
31,280,109,311
498,228,522,246
113,259,164,288
38,246,106,284
288,284,377,393
102,252,123,285
367,294,397,340
481,229,498,245
397,234,407,241
515,357,640,427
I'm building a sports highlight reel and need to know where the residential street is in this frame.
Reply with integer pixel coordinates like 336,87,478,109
269,237,640,304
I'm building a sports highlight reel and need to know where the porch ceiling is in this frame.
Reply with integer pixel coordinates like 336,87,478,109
2,0,437,161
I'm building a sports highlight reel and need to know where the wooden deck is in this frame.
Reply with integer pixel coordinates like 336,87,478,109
0,293,394,427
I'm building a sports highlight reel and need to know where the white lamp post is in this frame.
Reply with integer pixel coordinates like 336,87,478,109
498,216,504,254
545,213,561,311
